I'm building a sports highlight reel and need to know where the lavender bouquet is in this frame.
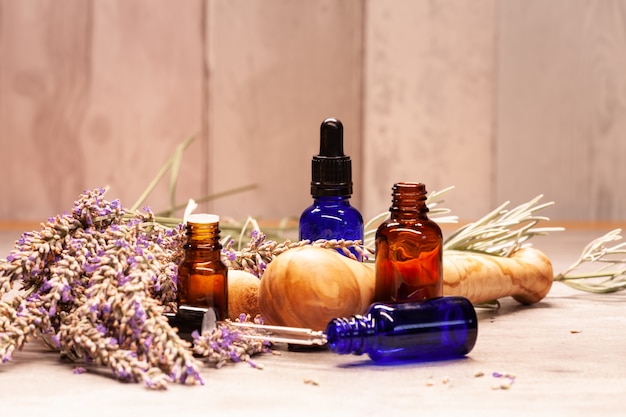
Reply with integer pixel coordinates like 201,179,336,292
0,188,267,389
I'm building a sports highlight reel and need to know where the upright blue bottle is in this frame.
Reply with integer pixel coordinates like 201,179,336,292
325,296,478,363
299,118,364,259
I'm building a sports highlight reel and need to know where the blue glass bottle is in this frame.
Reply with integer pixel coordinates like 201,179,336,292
325,296,478,363
299,118,364,259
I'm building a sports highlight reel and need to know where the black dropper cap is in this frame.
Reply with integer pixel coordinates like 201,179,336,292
311,118,353,197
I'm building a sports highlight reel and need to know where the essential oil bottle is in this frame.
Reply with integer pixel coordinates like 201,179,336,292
177,213,228,321
325,296,478,363
374,182,443,302
299,118,363,258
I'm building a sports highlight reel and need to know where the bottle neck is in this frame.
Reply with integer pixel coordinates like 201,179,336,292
186,220,222,250
389,182,429,222
325,315,375,355
313,195,351,204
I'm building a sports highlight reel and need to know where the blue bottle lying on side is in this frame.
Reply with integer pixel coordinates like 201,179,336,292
325,296,478,363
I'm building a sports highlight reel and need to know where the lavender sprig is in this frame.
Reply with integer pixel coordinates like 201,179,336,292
192,314,271,369
222,227,367,277
0,188,201,389
442,195,563,256
553,229,626,293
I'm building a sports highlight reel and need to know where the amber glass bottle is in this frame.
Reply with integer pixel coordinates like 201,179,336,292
177,214,228,321
374,182,443,303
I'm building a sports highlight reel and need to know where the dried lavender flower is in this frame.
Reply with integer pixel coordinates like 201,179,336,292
0,188,196,389
191,315,271,368
221,224,369,278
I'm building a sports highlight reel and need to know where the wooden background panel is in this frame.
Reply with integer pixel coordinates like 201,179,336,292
204,0,364,222
497,0,626,221
3,0,626,224
85,0,206,216
362,0,497,221
0,0,94,220
0,0,205,221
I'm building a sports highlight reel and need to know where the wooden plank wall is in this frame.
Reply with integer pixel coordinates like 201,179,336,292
0,0,206,220
1,0,625,225
363,1,496,221
206,0,364,222
497,0,626,221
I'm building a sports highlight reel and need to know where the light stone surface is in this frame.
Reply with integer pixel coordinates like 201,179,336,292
1,227,625,416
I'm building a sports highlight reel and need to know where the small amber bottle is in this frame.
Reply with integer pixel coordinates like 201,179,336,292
374,182,443,303
177,213,228,321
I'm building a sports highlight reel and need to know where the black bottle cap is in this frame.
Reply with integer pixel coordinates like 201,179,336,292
311,118,353,197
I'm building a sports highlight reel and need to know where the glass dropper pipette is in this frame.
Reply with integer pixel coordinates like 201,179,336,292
225,321,328,346
165,306,327,346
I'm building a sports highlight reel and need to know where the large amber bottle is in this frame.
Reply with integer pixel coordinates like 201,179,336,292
374,182,443,303
177,214,228,321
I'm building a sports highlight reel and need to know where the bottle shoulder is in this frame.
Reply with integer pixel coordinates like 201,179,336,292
300,199,363,223
376,218,442,236
299,200,364,243
181,246,224,262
